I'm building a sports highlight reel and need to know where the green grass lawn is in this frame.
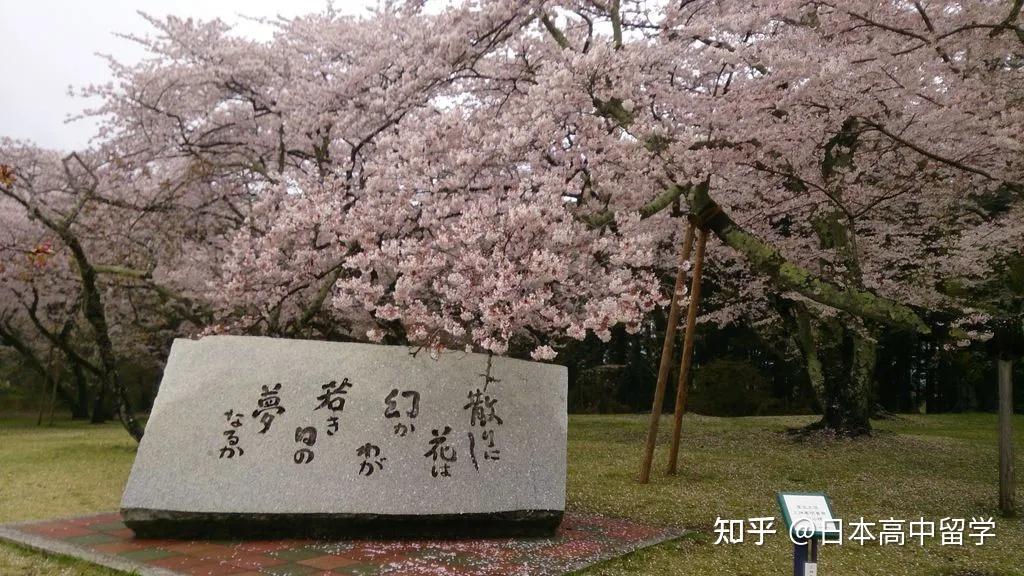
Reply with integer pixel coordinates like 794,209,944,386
1,413,1022,575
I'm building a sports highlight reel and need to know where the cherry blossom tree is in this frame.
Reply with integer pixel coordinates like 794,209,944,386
655,0,1023,433
0,164,90,418
83,3,669,360
3,0,1021,439
517,0,1022,433
0,138,237,439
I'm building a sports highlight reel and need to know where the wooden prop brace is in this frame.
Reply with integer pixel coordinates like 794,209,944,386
638,206,717,483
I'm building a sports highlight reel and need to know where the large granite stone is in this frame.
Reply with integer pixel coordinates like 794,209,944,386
121,336,567,538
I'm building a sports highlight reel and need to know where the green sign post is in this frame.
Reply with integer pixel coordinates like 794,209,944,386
777,492,839,576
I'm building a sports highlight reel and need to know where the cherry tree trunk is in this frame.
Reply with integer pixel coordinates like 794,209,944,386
91,385,111,424
50,380,88,421
795,314,875,437
71,364,91,420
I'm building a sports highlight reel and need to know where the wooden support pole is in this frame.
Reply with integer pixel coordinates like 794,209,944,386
666,226,708,475
639,221,696,484
998,358,1016,516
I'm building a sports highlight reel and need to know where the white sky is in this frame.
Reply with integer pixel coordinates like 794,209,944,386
0,1,376,151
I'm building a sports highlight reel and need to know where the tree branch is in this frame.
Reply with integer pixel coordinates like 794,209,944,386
94,264,210,325
583,183,691,228
540,14,572,50
687,184,930,333
860,120,996,181
609,0,623,49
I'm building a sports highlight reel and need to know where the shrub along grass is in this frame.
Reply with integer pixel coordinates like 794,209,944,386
0,413,1021,575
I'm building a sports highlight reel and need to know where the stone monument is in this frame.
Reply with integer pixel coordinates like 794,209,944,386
120,336,567,538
